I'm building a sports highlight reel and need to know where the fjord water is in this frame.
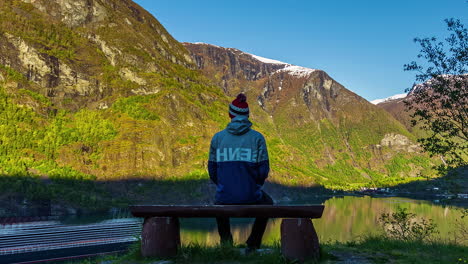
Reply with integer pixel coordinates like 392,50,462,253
179,196,466,245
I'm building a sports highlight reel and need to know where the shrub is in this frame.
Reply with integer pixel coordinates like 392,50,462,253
453,208,468,245
379,207,438,241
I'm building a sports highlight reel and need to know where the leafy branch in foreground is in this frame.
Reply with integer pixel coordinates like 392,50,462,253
379,207,439,241
404,18,467,167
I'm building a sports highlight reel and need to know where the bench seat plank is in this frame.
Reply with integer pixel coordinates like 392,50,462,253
130,205,324,218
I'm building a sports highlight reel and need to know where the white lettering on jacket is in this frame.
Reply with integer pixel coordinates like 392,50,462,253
216,148,253,162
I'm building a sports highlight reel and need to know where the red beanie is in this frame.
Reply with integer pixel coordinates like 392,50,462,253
229,93,249,118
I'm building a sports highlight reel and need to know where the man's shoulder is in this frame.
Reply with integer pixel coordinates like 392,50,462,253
214,129,228,137
248,129,266,140
211,129,228,141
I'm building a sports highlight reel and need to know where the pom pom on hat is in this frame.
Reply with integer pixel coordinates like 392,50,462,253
229,93,249,118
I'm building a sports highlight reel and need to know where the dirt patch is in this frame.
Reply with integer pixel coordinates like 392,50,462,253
325,250,391,264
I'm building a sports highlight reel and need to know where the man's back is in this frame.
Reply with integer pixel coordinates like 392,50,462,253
209,116,269,204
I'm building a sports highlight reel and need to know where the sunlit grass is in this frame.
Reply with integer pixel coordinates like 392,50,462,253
323,235,467,264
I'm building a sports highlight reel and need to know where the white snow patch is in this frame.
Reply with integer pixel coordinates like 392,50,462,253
410,74,467,94
244,52,317,78
370,93,407,105
276,65,317,78
248,53,287,65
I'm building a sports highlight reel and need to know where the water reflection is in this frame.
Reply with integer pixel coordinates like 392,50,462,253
3,196,463,248
179,196,467,246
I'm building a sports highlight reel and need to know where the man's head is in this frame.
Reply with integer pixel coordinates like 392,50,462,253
229,93,249,119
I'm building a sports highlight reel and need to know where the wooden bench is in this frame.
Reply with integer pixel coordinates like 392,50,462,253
130,205,325,262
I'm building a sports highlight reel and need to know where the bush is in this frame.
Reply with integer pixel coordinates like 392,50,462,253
379,207,438,241
453,208,468,245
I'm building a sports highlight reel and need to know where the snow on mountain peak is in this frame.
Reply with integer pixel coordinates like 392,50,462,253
276,65,317,78
248,53,287,65
370,93,407,105
246,52,316,78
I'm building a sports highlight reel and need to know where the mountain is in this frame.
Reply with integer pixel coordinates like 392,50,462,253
0,0,434,193
184,43,432,187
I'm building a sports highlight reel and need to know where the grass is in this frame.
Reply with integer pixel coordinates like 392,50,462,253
72,242,323,264
68,235,467,264
324,236,467,264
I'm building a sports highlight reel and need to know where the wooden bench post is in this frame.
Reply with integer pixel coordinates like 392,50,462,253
280,218,320,262
141,217,180,258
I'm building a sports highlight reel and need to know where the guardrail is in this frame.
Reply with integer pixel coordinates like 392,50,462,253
0,218,142,255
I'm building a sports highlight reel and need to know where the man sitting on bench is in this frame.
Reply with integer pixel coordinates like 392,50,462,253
208,93,274,254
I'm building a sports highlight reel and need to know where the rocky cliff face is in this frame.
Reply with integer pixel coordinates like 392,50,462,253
0,0,194,108
186,43,285,92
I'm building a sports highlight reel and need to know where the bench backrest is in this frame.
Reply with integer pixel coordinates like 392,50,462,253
130,205,324,218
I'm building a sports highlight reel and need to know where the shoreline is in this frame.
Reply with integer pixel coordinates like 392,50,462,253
1,192,466,220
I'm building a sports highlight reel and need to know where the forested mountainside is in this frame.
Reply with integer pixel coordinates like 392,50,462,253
0,0,434,195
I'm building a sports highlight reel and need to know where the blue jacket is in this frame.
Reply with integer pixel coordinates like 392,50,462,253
208,116,270,204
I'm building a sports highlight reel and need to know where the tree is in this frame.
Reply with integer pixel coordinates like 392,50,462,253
404,18,467,167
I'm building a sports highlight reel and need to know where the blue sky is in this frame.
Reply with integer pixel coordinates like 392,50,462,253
133,0,467,101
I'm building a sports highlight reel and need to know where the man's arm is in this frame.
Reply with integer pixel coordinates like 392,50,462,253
256,135,270,185
208,136,218,184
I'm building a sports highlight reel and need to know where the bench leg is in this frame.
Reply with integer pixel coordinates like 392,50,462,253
280,218,320,263
141,217,180,258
